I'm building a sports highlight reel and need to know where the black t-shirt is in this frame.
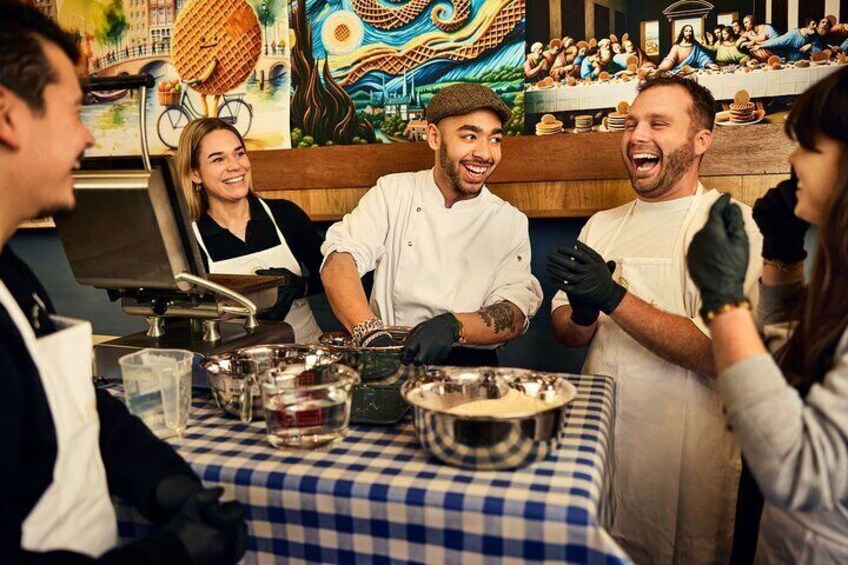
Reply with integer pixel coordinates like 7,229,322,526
195,195,324,296
0,247,56,337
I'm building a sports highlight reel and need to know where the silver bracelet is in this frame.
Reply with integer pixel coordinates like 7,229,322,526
352,318,384,345
361,330,393,347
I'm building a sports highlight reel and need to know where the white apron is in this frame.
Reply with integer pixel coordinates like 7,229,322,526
585,187,740,564
0,282,118,557
192,198,322,344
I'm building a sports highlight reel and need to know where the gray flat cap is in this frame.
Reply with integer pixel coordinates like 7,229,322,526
425,83,512,125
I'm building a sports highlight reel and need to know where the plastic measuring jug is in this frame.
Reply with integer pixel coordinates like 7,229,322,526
119,348,193,438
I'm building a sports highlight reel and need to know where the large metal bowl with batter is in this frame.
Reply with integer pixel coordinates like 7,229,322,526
401,367,578,470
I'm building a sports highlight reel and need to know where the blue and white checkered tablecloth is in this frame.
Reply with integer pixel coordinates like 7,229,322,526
113,373,630,564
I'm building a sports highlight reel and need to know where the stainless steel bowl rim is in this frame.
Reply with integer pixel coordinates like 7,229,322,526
201,343,341,376
401,366,578,420
264,362,362,390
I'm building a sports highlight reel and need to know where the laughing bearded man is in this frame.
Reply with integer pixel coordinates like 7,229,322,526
547,74,763,565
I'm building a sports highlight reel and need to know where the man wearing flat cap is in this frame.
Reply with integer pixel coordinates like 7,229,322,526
320,83,542,366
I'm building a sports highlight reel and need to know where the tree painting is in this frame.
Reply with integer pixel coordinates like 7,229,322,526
255,0,280,54
95,0,128,50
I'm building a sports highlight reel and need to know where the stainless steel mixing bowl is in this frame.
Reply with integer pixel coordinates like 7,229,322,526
318,326,411,383
401,367,578,470
201,344,341,422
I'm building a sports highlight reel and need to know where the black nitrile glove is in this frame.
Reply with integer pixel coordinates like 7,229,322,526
255,267,307,320
548,258,616,326
569,299,602,326
153,474,203,522
402,313,460,366
752,173,809,263
546,241,627,315
164,487,248,565
687,194,750,317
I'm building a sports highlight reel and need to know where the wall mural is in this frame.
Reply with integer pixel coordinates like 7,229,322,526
288,0,526,147
54,0,292,155
524,1,848,136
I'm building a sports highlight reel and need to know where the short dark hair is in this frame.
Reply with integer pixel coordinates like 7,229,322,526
801,16,817,28
637,73,716,131
0,2,80,114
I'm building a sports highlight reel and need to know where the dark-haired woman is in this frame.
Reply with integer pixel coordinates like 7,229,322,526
687,67,848,562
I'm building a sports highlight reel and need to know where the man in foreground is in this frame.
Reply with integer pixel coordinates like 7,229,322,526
0,4,246,563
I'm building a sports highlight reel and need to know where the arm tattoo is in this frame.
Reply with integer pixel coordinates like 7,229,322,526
478,303,515,335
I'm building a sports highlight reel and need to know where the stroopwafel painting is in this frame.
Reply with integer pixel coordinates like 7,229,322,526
56,0,293,154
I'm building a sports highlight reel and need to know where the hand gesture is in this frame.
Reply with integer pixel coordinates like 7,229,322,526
752,174,809,263
546,241,626,315
687,194,750,316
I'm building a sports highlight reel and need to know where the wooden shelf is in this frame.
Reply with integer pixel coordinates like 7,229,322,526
252,124,791,220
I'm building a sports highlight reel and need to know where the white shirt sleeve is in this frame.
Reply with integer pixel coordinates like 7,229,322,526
320,178,392,277
482,214,543,331
551,290,570,312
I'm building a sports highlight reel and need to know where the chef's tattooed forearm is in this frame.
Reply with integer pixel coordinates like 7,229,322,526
478,303,515,334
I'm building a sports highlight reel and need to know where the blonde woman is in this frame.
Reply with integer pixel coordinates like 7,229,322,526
177,118,324,343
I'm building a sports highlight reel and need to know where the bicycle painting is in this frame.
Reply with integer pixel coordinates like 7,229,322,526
157,81,253,149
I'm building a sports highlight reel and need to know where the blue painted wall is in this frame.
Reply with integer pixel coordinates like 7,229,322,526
9,217,590,373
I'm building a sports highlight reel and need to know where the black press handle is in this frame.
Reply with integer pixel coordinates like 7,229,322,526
82,73,155,93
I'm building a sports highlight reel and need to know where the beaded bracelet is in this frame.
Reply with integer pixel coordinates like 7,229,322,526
701,299,752,324
352,317,384,345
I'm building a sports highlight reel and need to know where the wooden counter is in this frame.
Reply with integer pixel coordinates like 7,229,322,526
251,124,792,220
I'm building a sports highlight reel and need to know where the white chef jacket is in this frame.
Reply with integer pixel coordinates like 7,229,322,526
551,186,763,565
321,169,543,333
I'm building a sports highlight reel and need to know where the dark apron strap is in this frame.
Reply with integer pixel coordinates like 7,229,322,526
444,347,499,367
730,456,764,565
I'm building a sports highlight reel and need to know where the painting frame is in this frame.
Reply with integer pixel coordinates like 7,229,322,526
641,19,660,57
717,12,739,27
